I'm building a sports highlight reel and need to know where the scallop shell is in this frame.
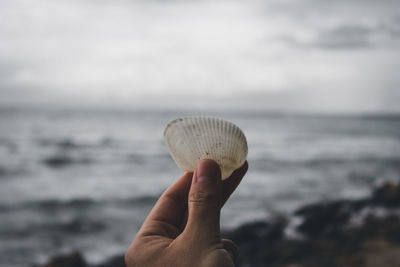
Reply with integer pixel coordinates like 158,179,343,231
164,116,248,180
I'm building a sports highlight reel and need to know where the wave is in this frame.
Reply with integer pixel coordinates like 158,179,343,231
0,165,26,178
36,137,116,150
42,155,93,168
250,156,400,170
0,216,107,238
125,152,172,163
0,195,159,213
0,138,18,153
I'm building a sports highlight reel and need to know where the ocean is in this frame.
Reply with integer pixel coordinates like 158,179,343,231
1,106,400,267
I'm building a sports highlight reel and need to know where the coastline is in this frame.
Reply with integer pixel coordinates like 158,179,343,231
39,180,400,267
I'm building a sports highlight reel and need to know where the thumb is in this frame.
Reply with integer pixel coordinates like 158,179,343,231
185,159,222,240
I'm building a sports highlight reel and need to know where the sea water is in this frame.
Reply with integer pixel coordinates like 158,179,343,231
1,106,400,266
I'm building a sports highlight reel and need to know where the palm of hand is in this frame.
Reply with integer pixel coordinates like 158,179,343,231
125,160,248,267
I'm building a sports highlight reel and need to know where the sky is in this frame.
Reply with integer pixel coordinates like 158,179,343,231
0,0,399,112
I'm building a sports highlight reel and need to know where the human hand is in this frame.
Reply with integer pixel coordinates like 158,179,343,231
125,159,248,267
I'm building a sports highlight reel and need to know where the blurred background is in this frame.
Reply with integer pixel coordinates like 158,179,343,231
0,0,400,266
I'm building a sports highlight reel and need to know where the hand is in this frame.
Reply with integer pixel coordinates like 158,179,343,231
125,159,248,267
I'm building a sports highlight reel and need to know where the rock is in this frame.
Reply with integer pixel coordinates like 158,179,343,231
222,180,400,266
94,254,125,267
39,180,400,267
224,219,287,267
39,251,87,267
371,181,400,207
295,200,353,238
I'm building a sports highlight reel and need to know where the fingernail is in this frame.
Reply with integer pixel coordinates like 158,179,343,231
195,159,221,184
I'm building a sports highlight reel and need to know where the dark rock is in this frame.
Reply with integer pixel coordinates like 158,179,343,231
295,200,353,238
94,254,125,267
226,221,271,244
224,220,287,267
40,180,400,267
39,251,87,267
224,180,400,266
371,181,400,207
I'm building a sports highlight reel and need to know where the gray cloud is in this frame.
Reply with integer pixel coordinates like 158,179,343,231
380,16,400,37
265,0,400,50
309,18,400,50
0,0,400,112
312,24,373,49
278,22,399,50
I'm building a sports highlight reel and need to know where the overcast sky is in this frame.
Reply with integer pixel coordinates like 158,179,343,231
1,0,399,112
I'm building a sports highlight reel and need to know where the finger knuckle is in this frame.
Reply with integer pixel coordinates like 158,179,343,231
189,190,218,207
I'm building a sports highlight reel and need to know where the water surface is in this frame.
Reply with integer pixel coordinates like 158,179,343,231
1,107,399,266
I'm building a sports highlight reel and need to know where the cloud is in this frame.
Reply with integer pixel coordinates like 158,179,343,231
311,24,373,49
308,20,400,50
0,0,399,112
267,0,400,50
380,16,400,37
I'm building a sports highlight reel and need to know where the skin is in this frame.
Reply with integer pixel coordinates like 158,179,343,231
125,159,248,267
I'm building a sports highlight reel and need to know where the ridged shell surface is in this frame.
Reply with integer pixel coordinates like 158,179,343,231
164,116,248,180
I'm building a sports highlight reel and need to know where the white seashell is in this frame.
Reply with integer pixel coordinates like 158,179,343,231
164,116,248,180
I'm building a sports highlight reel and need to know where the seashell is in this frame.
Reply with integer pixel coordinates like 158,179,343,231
164,116,248,180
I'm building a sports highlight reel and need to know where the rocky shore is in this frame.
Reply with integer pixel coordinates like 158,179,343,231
39,181,400,267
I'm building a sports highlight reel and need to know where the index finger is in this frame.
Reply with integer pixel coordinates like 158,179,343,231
221,161,248,206
138,172,192,239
